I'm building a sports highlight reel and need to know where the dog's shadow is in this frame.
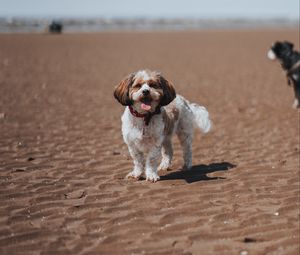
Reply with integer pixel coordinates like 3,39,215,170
160,162,236,184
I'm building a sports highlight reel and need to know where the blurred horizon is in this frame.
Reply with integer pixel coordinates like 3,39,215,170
0,0,299,20
0,0,298,33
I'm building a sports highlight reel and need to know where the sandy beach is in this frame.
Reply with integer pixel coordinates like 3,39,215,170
0,29,299,254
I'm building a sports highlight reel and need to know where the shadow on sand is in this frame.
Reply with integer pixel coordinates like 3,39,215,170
160,162,236,184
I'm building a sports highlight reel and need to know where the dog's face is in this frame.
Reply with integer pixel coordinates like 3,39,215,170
114,70,176,113
267,41,294,60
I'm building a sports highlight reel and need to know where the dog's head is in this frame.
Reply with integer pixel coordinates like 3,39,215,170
267,41,294,60
114,70,176,113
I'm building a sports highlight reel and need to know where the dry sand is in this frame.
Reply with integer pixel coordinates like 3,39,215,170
0,30,299,255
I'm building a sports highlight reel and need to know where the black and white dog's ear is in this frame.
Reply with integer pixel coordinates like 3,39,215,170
284,41,294,50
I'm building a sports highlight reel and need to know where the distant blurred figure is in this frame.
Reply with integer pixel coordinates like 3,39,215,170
268,41,300,109
48,21,63,34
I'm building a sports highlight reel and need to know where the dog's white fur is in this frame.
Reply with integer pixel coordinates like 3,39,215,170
115,70,211,182
267,49,276,60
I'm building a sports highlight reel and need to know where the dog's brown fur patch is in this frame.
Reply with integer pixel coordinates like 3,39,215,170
163,102,179,136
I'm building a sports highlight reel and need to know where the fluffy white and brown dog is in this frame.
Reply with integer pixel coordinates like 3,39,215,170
114,70,211,182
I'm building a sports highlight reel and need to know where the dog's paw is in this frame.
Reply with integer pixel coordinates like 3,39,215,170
146,172,160,182
126,170,142,180
158,160,171,171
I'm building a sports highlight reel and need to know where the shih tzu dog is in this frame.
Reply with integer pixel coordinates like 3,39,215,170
114,70,211,182
267,41,300,108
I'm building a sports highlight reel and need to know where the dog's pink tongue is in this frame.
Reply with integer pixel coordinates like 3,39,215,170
141,103,151,111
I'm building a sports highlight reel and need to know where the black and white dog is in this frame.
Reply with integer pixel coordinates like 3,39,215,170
268,41,300,108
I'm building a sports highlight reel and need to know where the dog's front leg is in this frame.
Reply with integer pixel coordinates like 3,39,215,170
145,145,161,182
292,82,300,108
126,146,144,180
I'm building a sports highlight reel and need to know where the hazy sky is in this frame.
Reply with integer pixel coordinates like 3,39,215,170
0,0,299,19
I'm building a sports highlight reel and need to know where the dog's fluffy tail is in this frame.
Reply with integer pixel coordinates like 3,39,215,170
189,102,212,134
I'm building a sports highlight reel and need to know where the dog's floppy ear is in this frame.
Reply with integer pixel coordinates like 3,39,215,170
284,41,294,50
114,73,135,106
158,75,176,106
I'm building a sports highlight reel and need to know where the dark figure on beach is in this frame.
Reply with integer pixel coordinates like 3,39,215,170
48,21,63,34
268,41,300,109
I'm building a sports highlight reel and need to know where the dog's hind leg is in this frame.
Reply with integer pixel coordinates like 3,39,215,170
158,137,173,171
177,127,193,170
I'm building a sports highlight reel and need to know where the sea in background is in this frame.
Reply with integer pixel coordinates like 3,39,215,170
0,17,298,33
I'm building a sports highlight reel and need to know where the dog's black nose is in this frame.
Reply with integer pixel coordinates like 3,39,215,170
142,89,150,96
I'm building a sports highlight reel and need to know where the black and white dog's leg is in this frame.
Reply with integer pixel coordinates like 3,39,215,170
292,81,300,109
